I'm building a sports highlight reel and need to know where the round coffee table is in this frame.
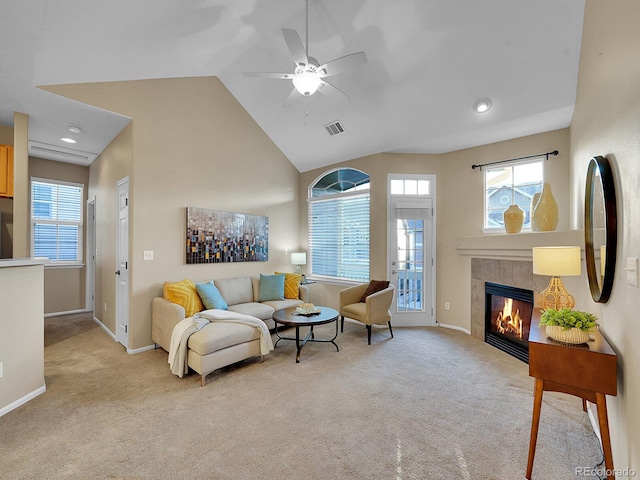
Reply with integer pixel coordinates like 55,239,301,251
272,306,339,363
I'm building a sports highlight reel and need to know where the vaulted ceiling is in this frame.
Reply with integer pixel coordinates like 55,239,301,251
0,1,585,172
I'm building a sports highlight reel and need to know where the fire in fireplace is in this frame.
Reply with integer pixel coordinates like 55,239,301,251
485,282,534,363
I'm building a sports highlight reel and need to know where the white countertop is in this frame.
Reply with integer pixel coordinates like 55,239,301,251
0,257,49,268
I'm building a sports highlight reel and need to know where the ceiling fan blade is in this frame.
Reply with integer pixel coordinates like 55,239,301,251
283,88,305,108
282,28,308,66
317,80,350,100
243,72,294,80
317,51,367,77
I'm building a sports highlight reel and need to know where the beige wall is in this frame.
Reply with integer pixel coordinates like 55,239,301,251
299,129,571,326
87,122,133,337
12,113,29,258
47,77,300,350
29,157,90,314
569,0,640,469
0,262,45,412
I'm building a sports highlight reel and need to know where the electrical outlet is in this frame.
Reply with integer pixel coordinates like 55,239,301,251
444,302,451,311
104,303,108,312
143,250,154,261
0,362,3,378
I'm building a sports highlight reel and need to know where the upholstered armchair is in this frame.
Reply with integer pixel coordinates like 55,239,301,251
339,282,395,344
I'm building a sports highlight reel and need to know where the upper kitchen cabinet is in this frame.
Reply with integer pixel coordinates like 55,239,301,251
0,145,14,197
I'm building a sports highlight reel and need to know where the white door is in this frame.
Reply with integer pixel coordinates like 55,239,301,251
389,198,435,326
86,199,96,315
116,178,130,348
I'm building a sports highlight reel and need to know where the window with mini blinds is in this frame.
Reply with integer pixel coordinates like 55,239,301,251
308,168,370,282
31,178,84,264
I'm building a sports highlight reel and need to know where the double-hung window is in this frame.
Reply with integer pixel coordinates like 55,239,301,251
484,159,544,231
31,178,84,265
308,168,370,283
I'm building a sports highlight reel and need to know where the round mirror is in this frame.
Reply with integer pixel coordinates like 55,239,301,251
584,155,617,302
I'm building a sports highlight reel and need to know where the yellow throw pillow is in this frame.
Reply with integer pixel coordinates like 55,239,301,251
275,272,302,299
163,279,204,317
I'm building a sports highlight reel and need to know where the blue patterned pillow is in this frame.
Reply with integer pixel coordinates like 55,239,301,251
258,273,285,302
196,281,228,310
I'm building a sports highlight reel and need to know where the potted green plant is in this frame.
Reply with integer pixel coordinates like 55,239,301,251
539,308,599,344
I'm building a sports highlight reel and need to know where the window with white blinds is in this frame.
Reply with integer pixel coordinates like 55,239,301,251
31,178,84,264
308,168,370,282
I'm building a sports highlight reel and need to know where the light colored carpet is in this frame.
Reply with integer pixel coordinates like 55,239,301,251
0,313,602,479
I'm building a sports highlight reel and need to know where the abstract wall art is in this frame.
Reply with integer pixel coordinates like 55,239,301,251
186,207,268,264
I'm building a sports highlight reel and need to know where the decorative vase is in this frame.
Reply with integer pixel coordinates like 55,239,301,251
532,183,558,232
503,204,525,233
529,192,541,231
545,325,591,344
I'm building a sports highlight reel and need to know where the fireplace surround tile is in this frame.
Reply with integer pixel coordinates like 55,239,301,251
470,258,536,341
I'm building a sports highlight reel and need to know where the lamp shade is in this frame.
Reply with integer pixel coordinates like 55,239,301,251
532,246,581,276
291,252,307,266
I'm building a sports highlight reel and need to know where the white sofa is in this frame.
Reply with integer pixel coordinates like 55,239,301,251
152,275,309,385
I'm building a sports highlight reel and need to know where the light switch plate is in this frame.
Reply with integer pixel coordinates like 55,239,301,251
144,250,154,261
626,257,638,287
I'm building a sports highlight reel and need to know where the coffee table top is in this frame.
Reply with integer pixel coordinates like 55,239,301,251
272,306,339,327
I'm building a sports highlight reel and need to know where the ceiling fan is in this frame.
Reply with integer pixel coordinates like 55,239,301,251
244,0,367,107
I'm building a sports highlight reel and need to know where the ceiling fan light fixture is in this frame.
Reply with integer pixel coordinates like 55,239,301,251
293,70,321,96
473,98,492,114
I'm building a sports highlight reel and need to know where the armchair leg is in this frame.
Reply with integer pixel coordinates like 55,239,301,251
367,325,372,345
388,321,394,339
341,315,345,333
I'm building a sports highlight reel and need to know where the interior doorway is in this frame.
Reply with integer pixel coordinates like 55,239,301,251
387,175,436,327
86,198,96,315
116,177,129,348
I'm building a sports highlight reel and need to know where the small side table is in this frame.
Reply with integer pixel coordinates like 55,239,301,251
526,313,617,479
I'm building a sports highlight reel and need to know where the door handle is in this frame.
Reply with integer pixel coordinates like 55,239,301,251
115,270,121,275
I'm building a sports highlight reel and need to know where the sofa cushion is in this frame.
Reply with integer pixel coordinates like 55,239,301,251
228,302,275,321
196,282,228,310
258,273,285,302
163,279,204,317
360,280,390,302
262,298,304,312
188,322,260,356
275,272,302,299
215,277,253,306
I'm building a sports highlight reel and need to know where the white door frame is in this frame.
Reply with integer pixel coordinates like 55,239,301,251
116,177,130,348
387,174,437,327
85,198,96,315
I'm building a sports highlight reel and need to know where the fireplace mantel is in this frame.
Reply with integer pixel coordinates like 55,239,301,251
456,230,584,260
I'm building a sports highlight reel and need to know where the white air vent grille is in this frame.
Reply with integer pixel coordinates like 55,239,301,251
324,121,345,136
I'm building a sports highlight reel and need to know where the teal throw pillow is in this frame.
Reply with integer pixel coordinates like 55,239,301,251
258,273,285,302
196,281,228,310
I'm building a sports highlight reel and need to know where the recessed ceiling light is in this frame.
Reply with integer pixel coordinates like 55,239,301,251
60,137,77,144
473,98,492,114
68,126,82,134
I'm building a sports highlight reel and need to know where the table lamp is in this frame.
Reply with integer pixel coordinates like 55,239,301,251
532,246,581,310
291,252,306,275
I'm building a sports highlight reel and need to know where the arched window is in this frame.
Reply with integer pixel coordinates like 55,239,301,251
308,168,370,282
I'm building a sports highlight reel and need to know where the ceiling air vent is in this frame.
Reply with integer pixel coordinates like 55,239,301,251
324,121,345,136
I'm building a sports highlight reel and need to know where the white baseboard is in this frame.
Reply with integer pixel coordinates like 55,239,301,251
0,384,46,418
93,316,117,342
437,322,471,335
92,317,155,355
45,309,92,318
586,401,603,449
126,344,156,355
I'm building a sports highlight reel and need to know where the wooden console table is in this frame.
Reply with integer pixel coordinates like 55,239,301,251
526,314,617,479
